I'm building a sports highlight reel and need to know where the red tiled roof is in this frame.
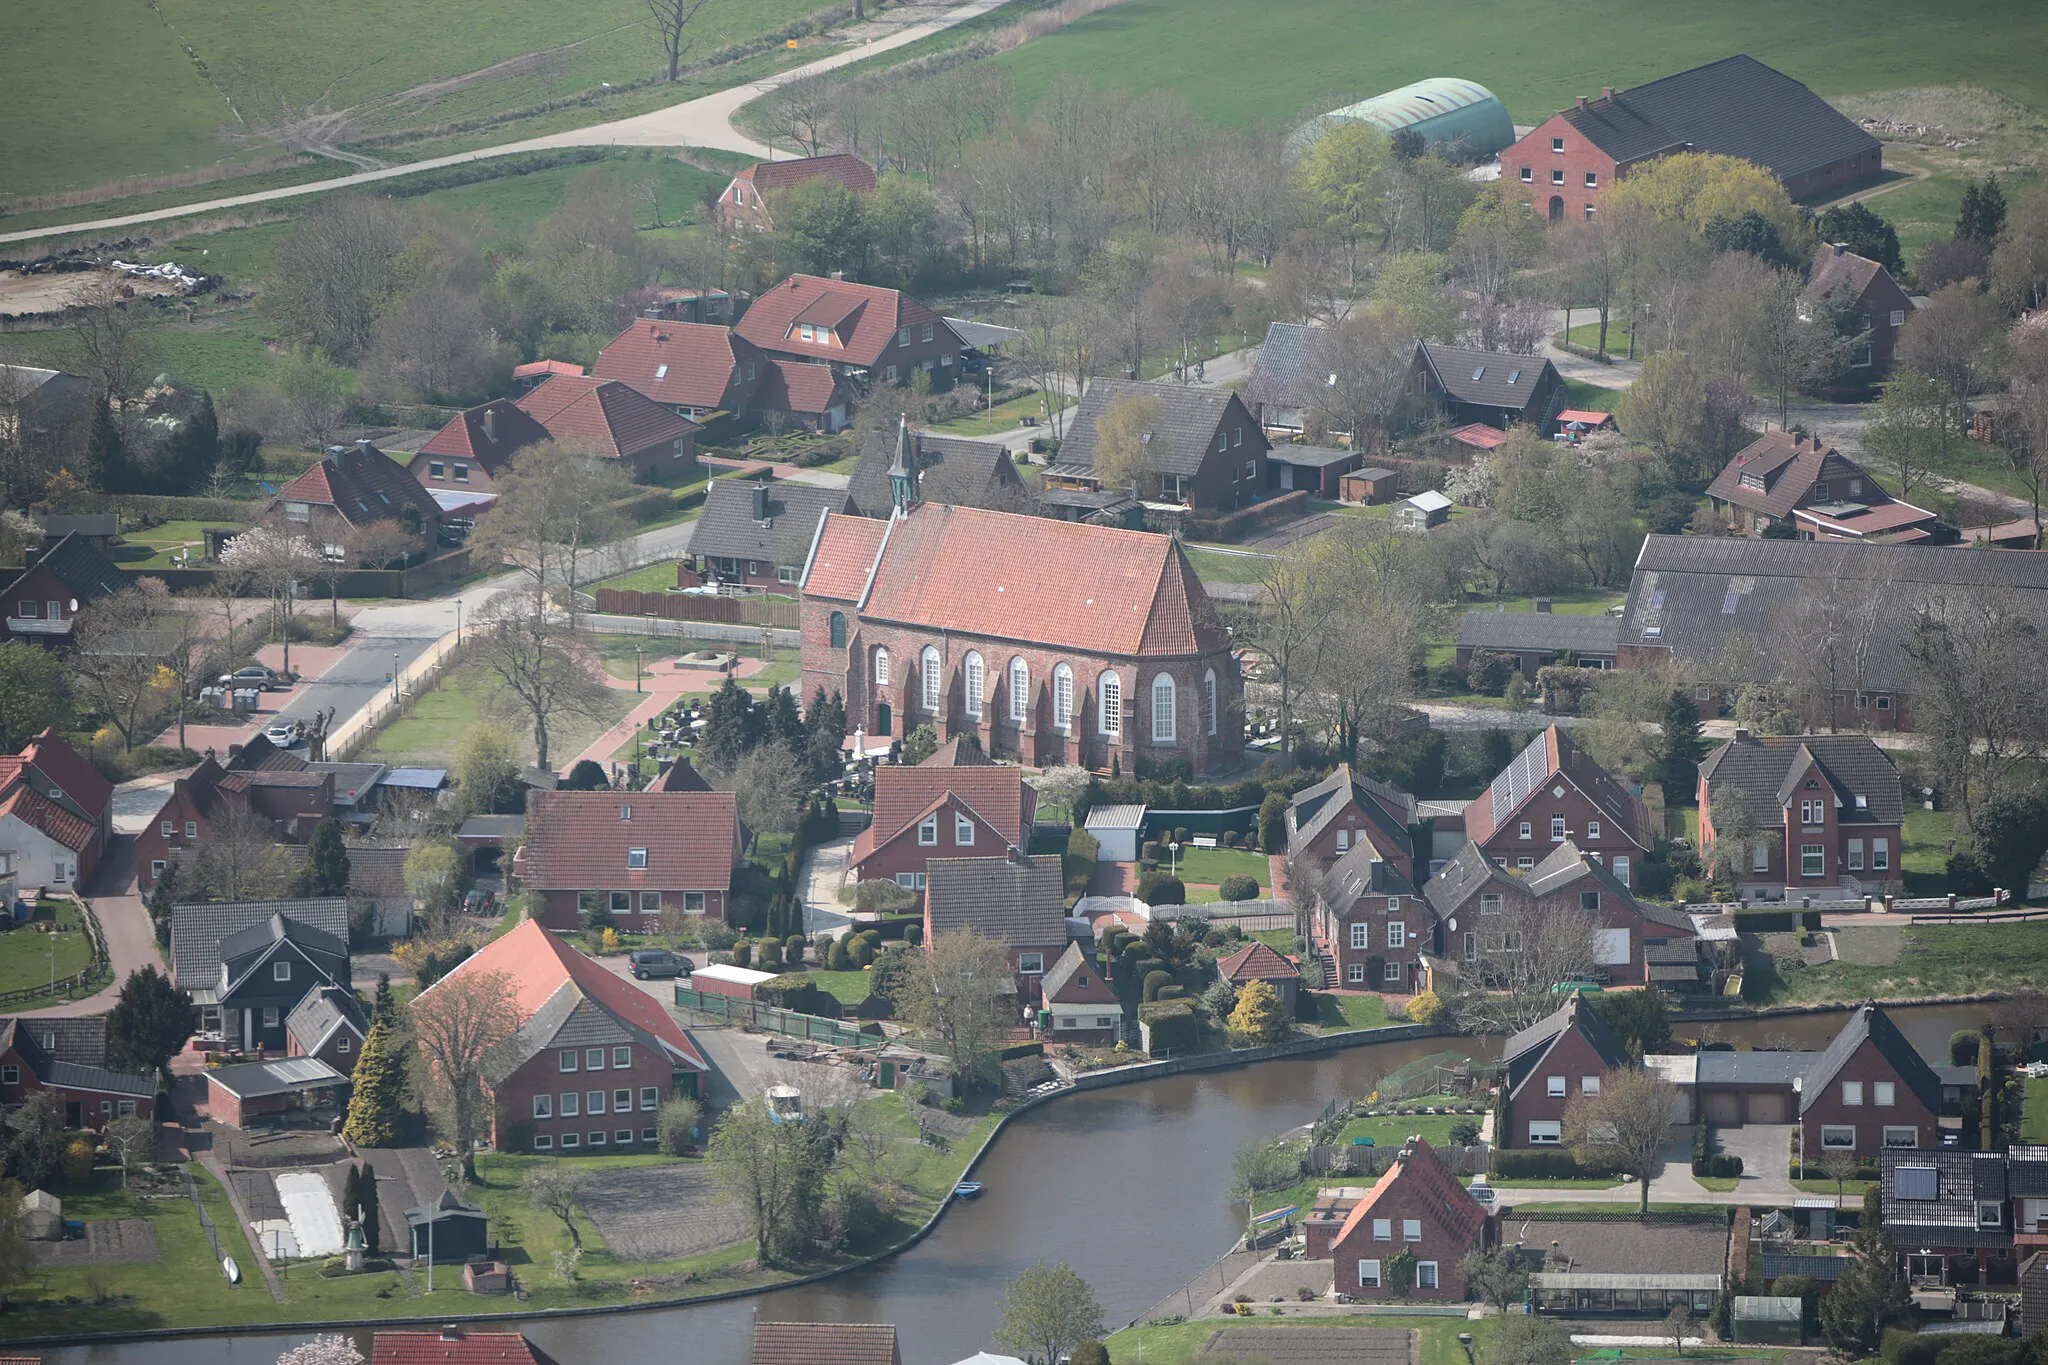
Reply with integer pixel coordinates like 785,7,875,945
514,375,702,461
372,1329,560,1365
751,1322,899,1365
759,357,848,417
1216,941,1300,984
417,398,552,466
842,503,1226,658
802,513,888,601
594,319,761,411
430,917,705,1071
1332,1137,1488,1250
736,274,950,369
22,728,111,819
0,784,96,853
512,360,585,380
274,445,441,530
1555,410,1614,428
1448,423,1507,450
518,790,739,894
863,766,1034,853
737,154,879,197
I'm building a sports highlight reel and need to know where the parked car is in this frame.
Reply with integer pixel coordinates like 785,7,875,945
263,719,301,746
462,888,498,915
629,950,693,980
1467,1178,1497,1211
221,665,283,690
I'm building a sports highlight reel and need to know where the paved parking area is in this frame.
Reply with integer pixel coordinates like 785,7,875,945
576,1163,742,1262
1715,1122,1796,1185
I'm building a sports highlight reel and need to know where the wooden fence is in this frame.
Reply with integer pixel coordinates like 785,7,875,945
593,588,800,628
0,895,110,1008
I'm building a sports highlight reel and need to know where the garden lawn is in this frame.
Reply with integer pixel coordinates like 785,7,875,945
0,900,96,995
1312,992,1390,1031
109,520,219,569
1565,320,1640,357
1110,1315,1503,1365
1460,588,1624,617
929,389,1049,436
2024,1078,2048,1144
591,561,686,595
1169,846,1271,889
1561,378,1626,413
1752,923,2048,1005
1337,1111,1467,1149
366,655,637,768
790,968,874,1007
1901,805,1956,894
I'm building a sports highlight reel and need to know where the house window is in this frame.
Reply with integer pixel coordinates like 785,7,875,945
1582,1075,1601,1095
640,891,660,915
1551,137,1565,153
1874,1081,1895,1106
1480,893,1503,915
897,328,911,348
1348,963,1365,984
1336,829,1350,852
628,848,648,869
1019,953,1045,974
148,859,167,879
1848,840,1864,870
338,1035,351,1054
684,892,706,913
1579,891,1599,911
428,461,445,478
1976,1202,2004,1228
1547,1075,1566,1097
615,1089,633,1113
610,891,630,914
161,820,174,838
562,1092,580,1116
186,821,198,838
1843,1081,1863,1105
1884,1126,1918,1148
1401,1219,1421,1242
1351,923,1369,951
1386,922,1406,949
1151,674,1177,744
1889,309,1906,327
1821,1125,1855,1149
1752,843,1770,873
1520,167,1533,183
1519,822,1532,840
964,652,985,719
0,1066,16,1085
1584,170,1597,187
1009,656,1029,722
1383,961,1403,983
642,1088,659,1110
560,1133,580,1149
587,1090,606,1115
922,323,935,343
778,565,798,584
1359,1259,1382,1288
1583,203,1596,219
613,1046,631,1069
585,1049,605,1071
643,1127,659,1143
588,1131,606,1147
263,1008,280,1028
874,646,889,686
534,1095,553,1119
1551,169,1564,185
895,872,927,890
1516,857,1534,871
273,961,291,982
955,813,975,846
560,1050,578,1072
829,611,847,648
1416,1261,1439,1290
1802,845,1826,877
1372,1218,1392,1241
1528,1120,1561,1145
921,646,941,713
918,816,939,846
1873,839,1889,870
616,1129,635,1144
535,1135,554,1151
1204,669,1218,737
1801,799,1823,826
1550,816,1566,840
1053,664,1074,731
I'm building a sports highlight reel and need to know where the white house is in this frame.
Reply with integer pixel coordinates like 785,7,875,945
0,802,88,893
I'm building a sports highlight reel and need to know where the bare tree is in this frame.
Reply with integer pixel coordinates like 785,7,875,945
1240,549,1332,759
1701,782,1779,886
1897,284,2000,456
523,1164,587,1249
188,804,296,902
220,524,321,678
467,595,614,771
265,197,417,363
409,966,522,1180
896,929,1015,1091
1905,584,2048,827
67,578,176,752
1451,896,1603,1033
647,0,716,82
66,276,158,420
1563,1068,1680,1213
770,76,835,158
1304,310,1418,449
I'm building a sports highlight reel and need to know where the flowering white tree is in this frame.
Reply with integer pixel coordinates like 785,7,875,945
220,525,321,676
276,1335,364,1365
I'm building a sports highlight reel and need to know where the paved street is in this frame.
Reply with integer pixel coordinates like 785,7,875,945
22,836,167,1017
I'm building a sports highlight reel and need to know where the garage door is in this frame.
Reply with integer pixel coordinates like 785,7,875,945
1703,1091,1741,1126
1747,1091,1789,1124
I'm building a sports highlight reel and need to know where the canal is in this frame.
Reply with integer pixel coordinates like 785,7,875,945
41,1003,1992,1365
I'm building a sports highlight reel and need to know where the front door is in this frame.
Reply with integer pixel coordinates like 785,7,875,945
65,1101,81,1128
876,702,892,737
1278,464,1293,491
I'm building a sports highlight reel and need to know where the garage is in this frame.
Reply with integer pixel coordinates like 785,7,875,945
1703,1091,1741,1126
1746,1091,1789,1124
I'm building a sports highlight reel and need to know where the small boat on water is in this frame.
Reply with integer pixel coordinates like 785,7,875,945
222,1256,241,1284
953,1181,984,1199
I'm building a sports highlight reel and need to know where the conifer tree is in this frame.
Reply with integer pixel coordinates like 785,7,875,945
341,1016,409,1148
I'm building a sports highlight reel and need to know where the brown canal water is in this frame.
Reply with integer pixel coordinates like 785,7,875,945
39,1003,1992,1365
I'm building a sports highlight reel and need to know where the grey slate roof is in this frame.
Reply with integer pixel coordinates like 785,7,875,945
847,427,1017,517
170,898,351,990
1420,840,1526,922
3,530,125,609
483,980,666,1086
692,478,854,566
285,986,368,1054
1884,1149,2014,1247
1287,764,1418,861
1325,836,1419,903
1417,343,1560,414
1799,1003,1942,1118
925,853,1067,948
1693,1049,1813,1086
9,1016,107,1066
1456,611,1621,656
1268,444,1359,469
1760,1253,1848,1282
0,1018,154,1097
1698,734,1903,828
1040,941,1114,1005
2007,1146,2048,1197
1059,379,1250,480
1526,842,1695,934
342,845,412,899
1620,535,2048,693
1565,56,1880,184
1503,994,1629,1099
1240,322,1328,414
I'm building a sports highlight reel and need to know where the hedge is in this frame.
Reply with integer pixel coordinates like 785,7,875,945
1492,1149,1616,1179
1731,909,1825,932
1138,999,1197,1054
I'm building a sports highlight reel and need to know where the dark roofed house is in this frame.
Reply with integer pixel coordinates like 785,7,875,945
169,897,352,1050
1698,731,1904,900
1797,1002,1943,1158
1456,608,1621,680
1053,378,1270,513
1705,430,1938,542
1,531,125,645
923,851,1068,996
266,441,442,542
1241,321,1328,434
1412,343,1566,436
848,420,1022,517
1267,444,1365,499
751,1322,900,1365
691,476,856,589
407,399,554,496
1883,1149,2017,1287
0,1017,156,1129
1462,726,1653,882
718,154,879,233
1499,993,1631,1148
286,984,370,1076
1521,842,1699,987
1805,242,1917,388
1619,535,2048,733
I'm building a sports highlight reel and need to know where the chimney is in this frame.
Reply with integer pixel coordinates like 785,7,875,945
355,438,376,456
440,1326,464,1342
1533,597,1552,613
1575,95,1588,109
1833,242,1847,257
21,545,38,569
1006,845,1022,864
324,445,345,465
829,270,846,281
752,481,771,522
1601,86,1615,101
482,407,496,443
1734,727,1752,742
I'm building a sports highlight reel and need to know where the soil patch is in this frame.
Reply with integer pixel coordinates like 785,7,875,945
27,1218,160,1266
576,1164,743,1262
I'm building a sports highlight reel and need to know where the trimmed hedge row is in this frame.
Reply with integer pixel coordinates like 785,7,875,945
1491,1149,1616,1180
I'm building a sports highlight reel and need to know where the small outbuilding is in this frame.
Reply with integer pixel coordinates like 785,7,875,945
1083,804,1147,864
21,1189,61,1240
688,962,778,1002
204,1056,349,1129
1395,490,1453,531
1291,78,1515,160
1732,1295,1806,1345
406,1189,489,1264
1215,941,1302,1015
1265,444,1361,498
1339,467,1401,505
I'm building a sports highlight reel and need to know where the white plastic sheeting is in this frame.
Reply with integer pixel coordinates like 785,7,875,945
273,1170,345,1259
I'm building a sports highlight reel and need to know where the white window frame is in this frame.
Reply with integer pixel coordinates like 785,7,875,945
535,1134,554,1151
560,1133,579,1149
921,646,942,713
613,1046,631,1068
1821,1125,1856,1150
1527,1120,1561,1145
1843,1081,1863,1105
1099,672,1121,736
1547,1075,1566,1097
587,1090,606,1115
1884,1126,1918,1149
918,815,939,846
1203,668,1218,737
1519,821,1532,840
1053,664,1074,731
1350,923,1369,951
1802,844,1826,877
1416,1261,1440,1290
273,960,292,982
1372,1218,1391,1242
1848,839,1864,870
1008,657,1029,723
586,1048,605,1070
1874,1081,1895,1107
1348,963,1365,984
642,1087,659,1111
1383,961,1402,983
1752,842,1770,873
560,1050,578,1072
1151,674,1177,744
562,1092,580,1117
955,813,975,846
1582,1075,1601,1095
1019,952,1045,975
1550,815,1566,841
1386,922,1406,949
1873,839,1889,870
1359,1259,1382,1288
627,848,648,870
1402,1219,1422,1242
964,652,984,719
1586,819,1601,840
534,1095,553,1119
874,646,889,686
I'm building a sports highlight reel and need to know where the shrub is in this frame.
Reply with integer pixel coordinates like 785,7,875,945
1221,830,1240,848
1202,979,1239,1017
1141,840,1164,864
1406,989,1444,1026
1465,649,1512,696
756,976,839,1017
756,939,782,971
1138,873,1186,905
1139,999,1198,1053
826,938,850,971
903,923,922,946
1950,1030,1981,1067
1143,970,1174,1002
656,1097,703,1155
1217,874,1260,903
700,920,740,952
784,933,807,966
1173,826,1189,845
850,937,877,968
1258,792,1288,853
731,939,752,968
61,1132,94,1187
1493,1149,1611,1179
1449,1119,1481,1147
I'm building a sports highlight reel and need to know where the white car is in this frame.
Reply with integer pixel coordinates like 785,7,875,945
1467,1178,1498,1210
263,720,301,747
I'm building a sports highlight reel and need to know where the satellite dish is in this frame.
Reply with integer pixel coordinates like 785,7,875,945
1447,917,1457,932
68,599,78,612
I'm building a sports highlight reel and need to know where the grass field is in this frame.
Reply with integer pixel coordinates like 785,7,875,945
1183,548,1269,585
1,0,844,199
592,560,687,594
367,655,638,768
1561,378,1625,413
1756,922,2048,1005
2024,1079,2048,1143
0,902,95,995
1312,992,1390,1032
1168,845,1270,891
790,968,875,1006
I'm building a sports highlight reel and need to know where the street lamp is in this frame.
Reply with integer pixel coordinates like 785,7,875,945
455,599,462,645
391,652,400,704
1167,841,1182,880
636,644,644,694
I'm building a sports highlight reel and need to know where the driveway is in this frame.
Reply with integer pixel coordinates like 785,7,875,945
1712,1121,1799,1191
23,835,165,1017
799,835,856,936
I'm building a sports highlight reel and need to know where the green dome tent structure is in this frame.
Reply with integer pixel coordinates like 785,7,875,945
1290,77,1514,160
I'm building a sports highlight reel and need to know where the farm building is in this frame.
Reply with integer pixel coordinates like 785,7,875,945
1291,78,1514,160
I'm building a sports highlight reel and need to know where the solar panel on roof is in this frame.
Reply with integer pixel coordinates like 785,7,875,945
1897,1165,1939,1201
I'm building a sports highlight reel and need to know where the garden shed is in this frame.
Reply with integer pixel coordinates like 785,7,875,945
1083,804,1146,863
689,962,777,1002
406,1189,489,1264
21,1189,60,1240
1732,1295,1806,1344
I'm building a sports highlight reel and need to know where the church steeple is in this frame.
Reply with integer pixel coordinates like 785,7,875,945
887,412,921,512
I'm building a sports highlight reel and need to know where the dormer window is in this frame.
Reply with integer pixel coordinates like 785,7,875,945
628,848,648,869
273,961,291,982
1813,482,1830,501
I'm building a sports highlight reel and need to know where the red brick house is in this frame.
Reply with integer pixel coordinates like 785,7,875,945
513,790,743,931
407,399,553,496
1806,242,1917,389
138,755,336,892
1052,380,1270,513
1310,1137,1491,1299
0,728,113,888
1419,841,1532,976
0,531,124,645
1040,941,1120,1044
1460,727,1653,886
923,850,1068,997
757,357,857,432
0,1017,155,1129
717,154,879,233
507,374,703,483
424,917,708,1152
847,764,1036,902
1286,764,1424,884
594,319,770,419
737,274,964,387
1521,843,1700,988
751,1322,899,1365
372,1327,563,1365
1697,732,1904,901
1503,56,1882,225
1216,941,1303,1014
264,441,442,546
1705,430,1938,543
1497,994,1631,1149
1796,1003,1943,1159
1310,836,1426,995
285,985,369,1077
801,503,1243,774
